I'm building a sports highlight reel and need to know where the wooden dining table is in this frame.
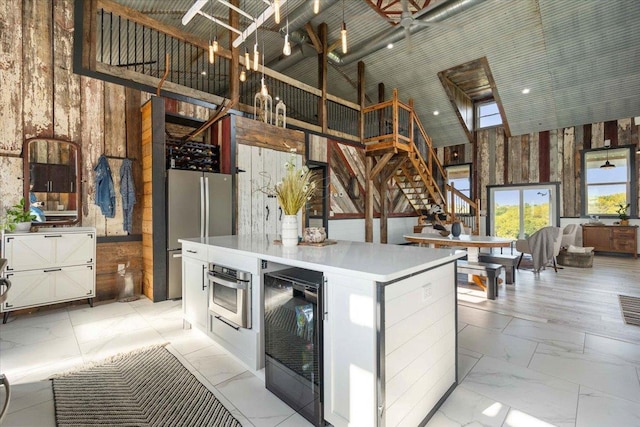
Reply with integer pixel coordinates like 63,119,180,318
404,233,515,292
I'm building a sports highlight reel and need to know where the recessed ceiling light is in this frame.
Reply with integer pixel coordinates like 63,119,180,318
433,111,439,116
387,43,393,49
521,88,530,94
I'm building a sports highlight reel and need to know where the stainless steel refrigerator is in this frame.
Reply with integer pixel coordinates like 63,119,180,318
167,170,233,299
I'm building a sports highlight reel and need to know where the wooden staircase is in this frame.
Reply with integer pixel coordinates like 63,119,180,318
362,89,480,239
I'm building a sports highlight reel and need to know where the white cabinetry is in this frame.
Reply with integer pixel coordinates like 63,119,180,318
323,263,457,427
237,144,302,238
181,242,209,331
1,228,96,323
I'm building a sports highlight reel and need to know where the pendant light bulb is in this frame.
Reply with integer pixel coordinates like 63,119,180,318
208,43,215,64
253,43,259,71
261,78,268,96
213,39,219,53
283,34,291,56
274,0,280,24
313,0,320,14
240,68,246,82
244,49,250,70
341,22,347,54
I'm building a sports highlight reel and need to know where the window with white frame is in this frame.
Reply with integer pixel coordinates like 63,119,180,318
476,100,502,129
583,147,632,216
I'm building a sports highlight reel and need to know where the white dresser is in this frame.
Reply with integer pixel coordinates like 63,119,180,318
0,227,96,323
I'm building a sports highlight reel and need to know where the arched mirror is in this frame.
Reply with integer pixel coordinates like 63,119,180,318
23,138,81,226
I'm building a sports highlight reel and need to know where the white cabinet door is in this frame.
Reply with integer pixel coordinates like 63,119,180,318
3,234,56,271
3,265,95,311
53,265,95,301
54,233,95,266
3,232,94,271
182,255,208,331
2,269,54,311
236,144,303,240
323,272,377,427
237,143,253,236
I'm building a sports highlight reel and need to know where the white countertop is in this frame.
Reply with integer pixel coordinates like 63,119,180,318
180,235,464,282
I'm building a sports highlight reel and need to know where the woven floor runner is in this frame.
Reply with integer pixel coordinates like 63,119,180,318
52,345,241,426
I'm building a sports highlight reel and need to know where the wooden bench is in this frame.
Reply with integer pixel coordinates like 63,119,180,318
478,253,519,284
457,260,504,300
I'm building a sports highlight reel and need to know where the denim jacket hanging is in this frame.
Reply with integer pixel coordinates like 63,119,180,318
94,155,116,218
119,158,136,233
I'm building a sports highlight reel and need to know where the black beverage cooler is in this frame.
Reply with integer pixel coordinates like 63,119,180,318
263,267,324,426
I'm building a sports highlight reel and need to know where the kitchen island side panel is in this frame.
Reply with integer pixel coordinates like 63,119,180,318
383,262,457,427
323,272,378,427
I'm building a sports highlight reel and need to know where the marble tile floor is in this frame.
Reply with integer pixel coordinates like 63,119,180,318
1,257,640,426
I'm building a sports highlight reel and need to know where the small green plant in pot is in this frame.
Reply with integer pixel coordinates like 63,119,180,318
616,203,630,225
1,198,36,232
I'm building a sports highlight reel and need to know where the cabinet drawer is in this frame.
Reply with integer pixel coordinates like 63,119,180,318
2,265,94,311
612,240,636,252
612,229,636,239
182,242,208,261
3,232,95,271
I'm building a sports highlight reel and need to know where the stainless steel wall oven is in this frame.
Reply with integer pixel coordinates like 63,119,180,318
207,263,251,329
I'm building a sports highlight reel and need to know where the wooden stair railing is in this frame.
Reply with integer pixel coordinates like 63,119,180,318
447,183,481,235
362,89,481,235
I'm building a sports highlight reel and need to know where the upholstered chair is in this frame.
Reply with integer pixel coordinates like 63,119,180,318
560,224,580,248
515,226,563,272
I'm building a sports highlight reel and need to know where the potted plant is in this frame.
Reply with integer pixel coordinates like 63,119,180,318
616,203,630,226
1,198,36,232
263,152,316,247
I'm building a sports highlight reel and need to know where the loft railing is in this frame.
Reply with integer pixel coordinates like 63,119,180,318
81,0,360,141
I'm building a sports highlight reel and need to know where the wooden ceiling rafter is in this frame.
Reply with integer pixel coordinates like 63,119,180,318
364,0,434,24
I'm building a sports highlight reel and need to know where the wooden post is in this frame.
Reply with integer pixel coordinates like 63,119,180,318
365,156,374,242
379,173,388,244
357,61,365,140
228,0,239,105
378,83,385,136
318,23,328,132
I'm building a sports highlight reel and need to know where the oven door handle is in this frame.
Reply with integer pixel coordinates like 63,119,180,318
208,273,248,290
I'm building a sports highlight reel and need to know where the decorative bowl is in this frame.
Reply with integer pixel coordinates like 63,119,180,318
303,227,327,243
439,230,450,237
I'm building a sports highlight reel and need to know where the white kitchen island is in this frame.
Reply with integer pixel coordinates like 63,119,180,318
179,235,464,427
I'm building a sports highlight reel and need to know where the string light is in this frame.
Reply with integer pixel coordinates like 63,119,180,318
341,0,347,54
261,42,268,96
253,21,259,71
283,3,291,56
208,1,215,64
274,0,280,24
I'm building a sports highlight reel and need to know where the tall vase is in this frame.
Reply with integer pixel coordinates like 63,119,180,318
281,214,299,247
451,221,462,237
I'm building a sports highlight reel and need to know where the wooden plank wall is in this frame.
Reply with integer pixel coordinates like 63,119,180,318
446,118,640,217
328,140,413,218
0,0,147,301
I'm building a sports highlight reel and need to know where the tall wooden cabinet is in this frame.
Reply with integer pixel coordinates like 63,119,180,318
1,227,96,323
582,224,638,258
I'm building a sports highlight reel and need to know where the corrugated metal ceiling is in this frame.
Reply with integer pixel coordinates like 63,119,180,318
113,0,640,147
